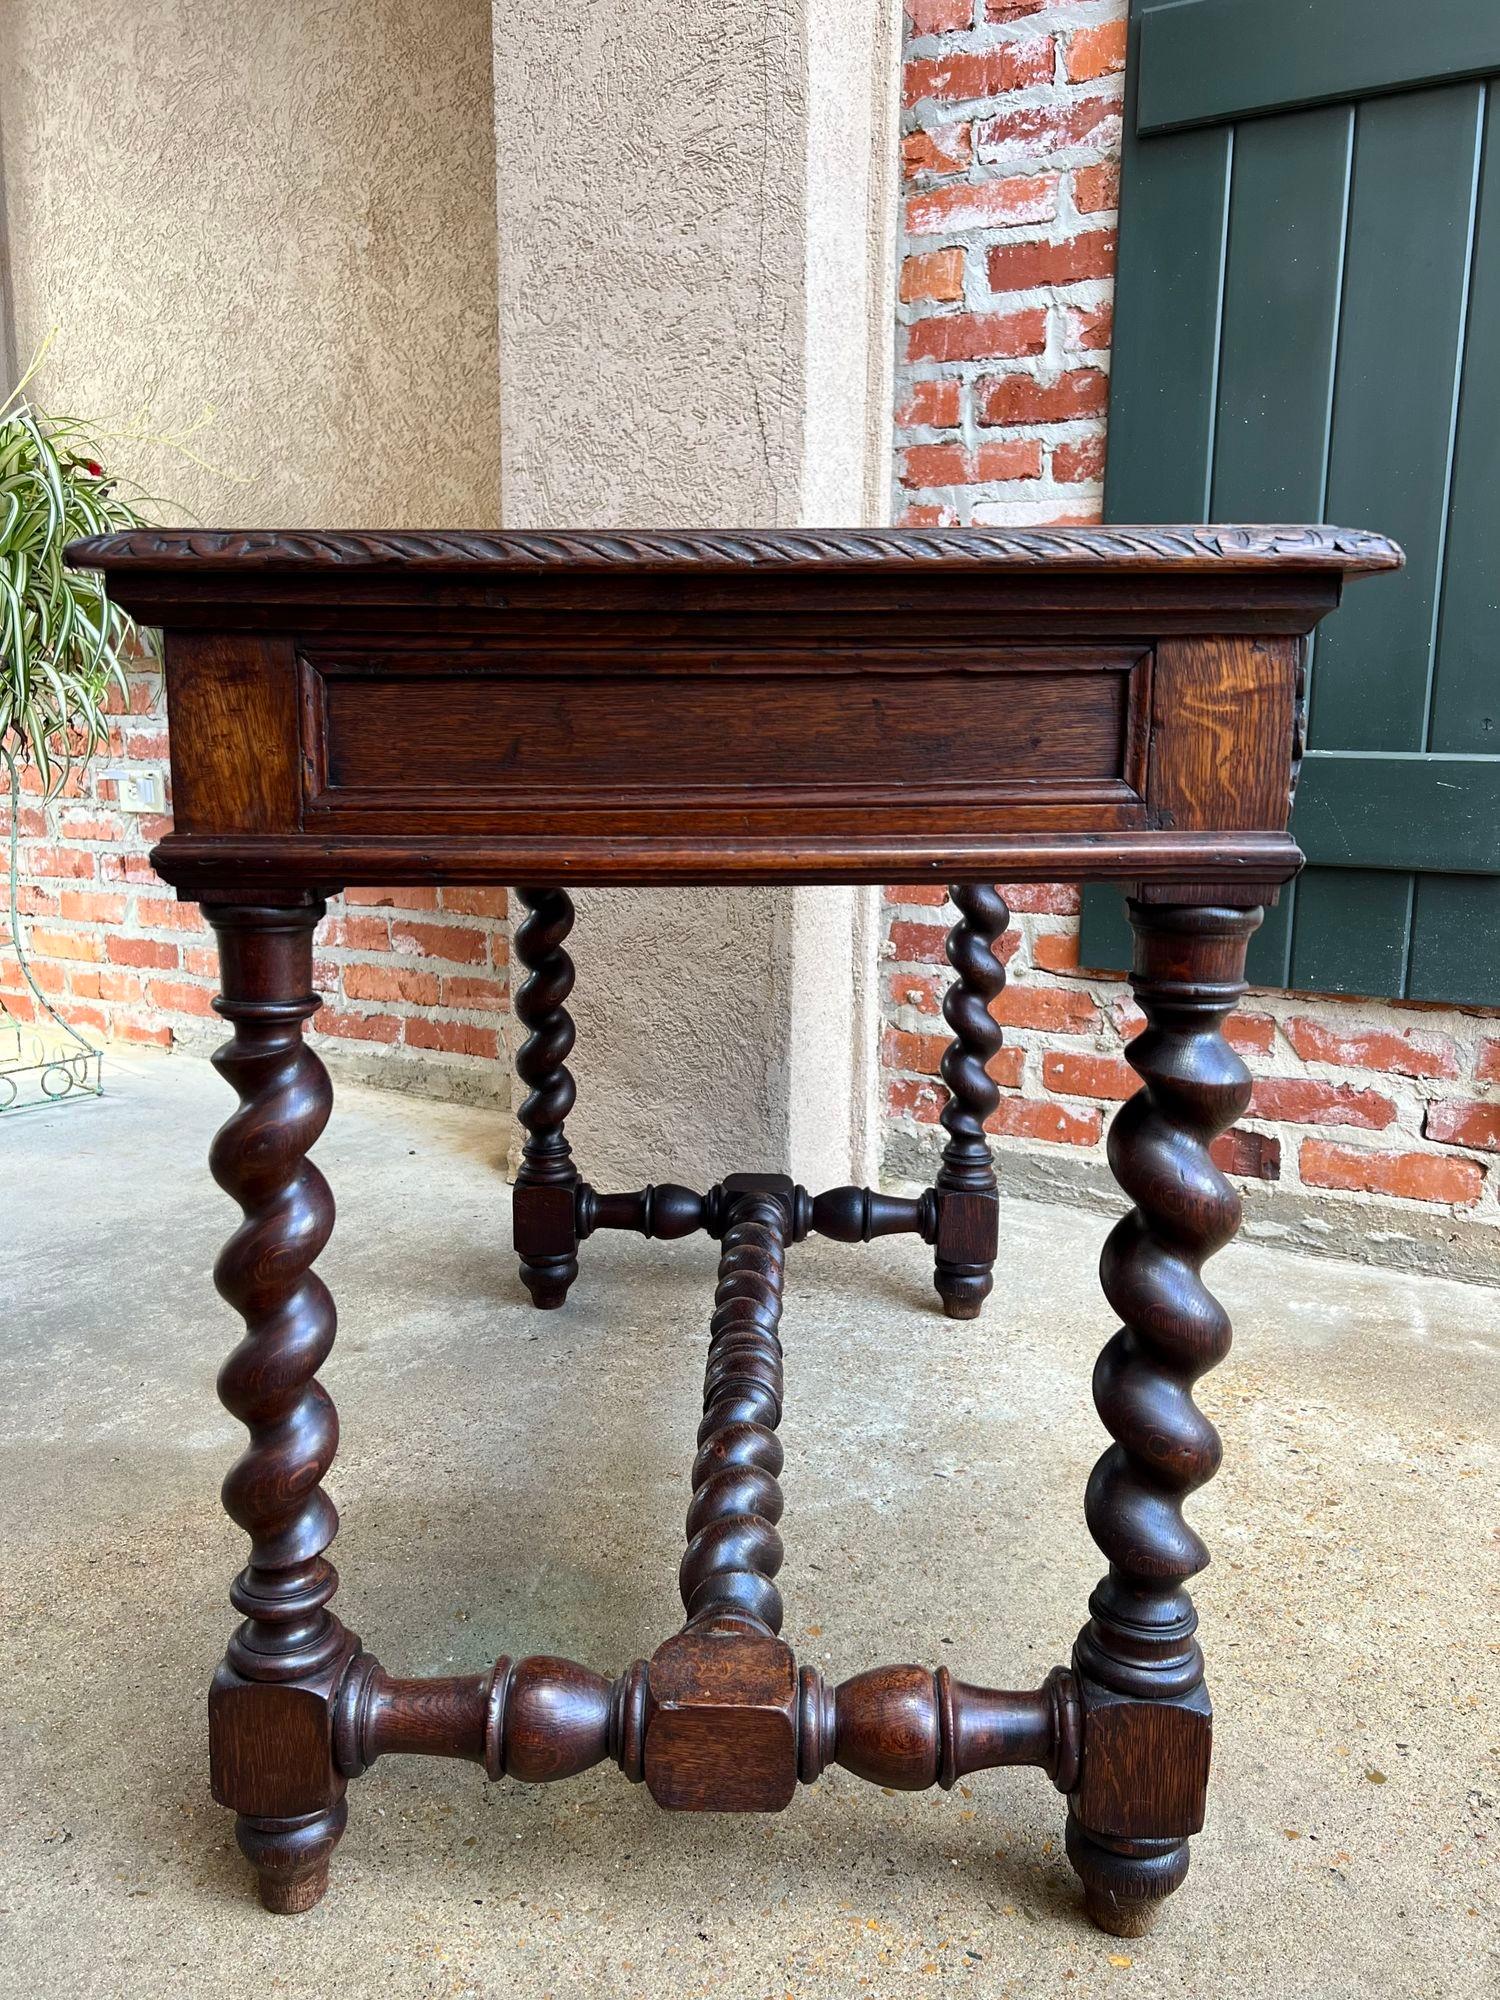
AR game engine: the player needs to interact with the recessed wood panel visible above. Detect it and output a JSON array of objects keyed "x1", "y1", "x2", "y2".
[{"x1": 305, "y1": 649, "x2": 1149, "y2": 813}]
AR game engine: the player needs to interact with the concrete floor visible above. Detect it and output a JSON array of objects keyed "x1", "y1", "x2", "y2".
[{"x1": 1, "y1": 1048, "x2": 1496, "y2": 2000}]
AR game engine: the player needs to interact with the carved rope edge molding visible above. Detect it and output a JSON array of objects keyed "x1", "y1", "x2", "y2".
[{"x1": 68, "y1": 525, "x2": 1404, "y2": 573}]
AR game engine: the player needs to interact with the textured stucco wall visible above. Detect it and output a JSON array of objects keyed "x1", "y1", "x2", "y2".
[
  {"x1": 0, "y1": 0, "x2": 502, "y2": 526},
  {"x1": 0, "y1": 1, "x2": 513, "y2": 1105},
  {"x1": 492, "y1": 0, "x2": 899, "y2": 1188},
  {"x1": 494, "y1": 2, "x2": 801, "y2": 526}
]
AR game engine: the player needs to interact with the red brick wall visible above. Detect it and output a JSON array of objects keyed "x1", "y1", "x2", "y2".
[
  {"x1": 2, "y1": 655, "x2": 510, "y2": 1100},
  {"x1": 886, "y1": 0, "x2": 1500, "y2": 1252},
  {"x1": 7, "y1": 4, "x2": 1496, "y2": 1259}
]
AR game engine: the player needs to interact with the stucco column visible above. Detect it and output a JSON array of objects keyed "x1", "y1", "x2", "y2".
[{"x1": 493, "y1": 1, "x2": 899, "y2": 1187}]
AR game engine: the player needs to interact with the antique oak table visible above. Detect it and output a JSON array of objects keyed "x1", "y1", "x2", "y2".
[{"x1": 71, "y1": 524, "x2": 1400, "y2": 1936}]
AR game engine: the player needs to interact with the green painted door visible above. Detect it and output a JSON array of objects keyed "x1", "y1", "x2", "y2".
[{"x1": 1082, "y1": 0, "x2": 1500, "y2": 1003}]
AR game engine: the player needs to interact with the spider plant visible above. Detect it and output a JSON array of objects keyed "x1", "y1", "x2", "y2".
[
  {"x1": 1, "y1": 353, "x2": 158, "y2": 1076},
  {"x1": 0, "y1": 378, "x2": 157, "y2": 804}
]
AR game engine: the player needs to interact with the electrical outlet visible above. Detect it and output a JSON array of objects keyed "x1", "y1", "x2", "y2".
[{"x1": 98, "y1": 768, "x2": 164, "y2": 814}]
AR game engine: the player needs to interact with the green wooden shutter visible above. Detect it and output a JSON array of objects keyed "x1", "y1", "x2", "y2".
[{"x1": 1082, "y1": 0, "x2": 1500, "y2": 1004}]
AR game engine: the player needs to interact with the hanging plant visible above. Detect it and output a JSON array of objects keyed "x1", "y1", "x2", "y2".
[
  {"x1": 0, "y1": 346, "x2": 160, "y2": 1104},
  {"x1": 0, "y1": 371, "x2": 158, "y2": 804}
]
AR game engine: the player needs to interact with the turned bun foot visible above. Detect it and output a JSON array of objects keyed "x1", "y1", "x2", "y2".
[
  {"x1": 519, "y1": 1258, "x2": 577, "y2": 1310},
  {"x1": 1066, "y1": 1817, "x2": 1189, "y2": 1938},
  {"x1": 935, "y1": 1271, "x2": 989, "y2": 1320},
  {"x1": 1085, "y1": 1888, "x2": 1163, "y2": 1938},
  {"x1": 237, "y1": 1803, "x2": 347, "y2": 1914}
]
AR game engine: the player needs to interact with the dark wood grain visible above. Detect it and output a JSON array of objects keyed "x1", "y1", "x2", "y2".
[
  {"x1": 149, "y1": 828, "x2": 1308, "y2": 894},
  {"x1": 68, "y1": 522, "x2": 1403, "y2": 571},
  {"x1": 511, "y1": 888, "x2": 580, "y2": 1308},
  {"x1": 97, "y1": 523, "x2": 1400, "y2": 1929},
  {"x1": 1148, "y1": 637, "x2": 1299, "y2": 833},
  {"x1": 312, "y1": 650, "x2": 1139, "y2": 804},
  {"x1": 205, "y1": 900, "x2": 357, "y2": 1914},
  {"x1": 1067, "y1": 901, "x2": 1260, "y2": 1938},
  {"x1": 679, "y1": 1185, "x2": 790, "y2": 1635},
  {"x1": 933, "y1": 886, "x2": 1009, "y2": 1319},
  {"x1": 167, "y1": 633, "x2": 300, "y2": 834},
  {"x1": 806, "y1": 1661, "x2": 1080, "y2": 1793}
]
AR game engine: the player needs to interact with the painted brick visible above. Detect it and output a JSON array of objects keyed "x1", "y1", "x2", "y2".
[
  {"x1": 314, "y1": 1008, "x2": 401, "y2": 1045},
  {"x1": 1060, "y1": 300, "x2": 1113, "y2": 352},
  {"x1": 991, "y1": 983, "x2": 1097, "y2": 1032},
  {"x1": 986, "y1": 1095, "x2": 1102, "y2": 1145},
  {"x1": 386, "y1": 918, "x2": 489, "y2": 965},
  {"x1": 99, "y1": 852, "x2": 159, "y2": 886},
  {"x1": 977, "y1": 368, "x2": 1109, "y2": 425},
  {"x1": 974, "y1": 97, "x2": 1121, "y2": 166},
  {"x1": 56, "y1": 810, "x2": 127, "y2": 842},
  {"x1": 131, "y1": 895, "x2": 208, "y2": 933},
  {"x1": 903, "y1": 36, "x2": 1054, "y2": 108},
  {"x1": 345, "y1": 884, "x2": 442, "y2": 911},
  {"x1": 1476, "y1": 1039, "x2": 1500, "y2": 1084},
  {"x1": 1042, "y1": 1050, "x2": 1136, "y2": 1100},
  {"x1": 116, "y1": 1019, "x2": 173, "y2": 1048},
  {"x1": 403, "y1": 1018, "x2": 500, "y2": 1060},
  {"x1": 344, "y1": 963, "x2": 443, "y2": 1007},
  {"x1": 901, "y1": 501, "x2": 960, "y2": 526},
  {"x1": 1300, "y1": 1140, "x2": 1484, "y2": 1207},
  {"x1": 144, "y1": 978, "x2": 216, "y2": 1018},
  {"x1": 985, "y1": 231, "x2": 1116, "y2": 292},
  {"x1": 888, "y1": 1074, "x2": 946, "y2": 1124},
  {"x1": 1225, "y1": 1012, "x2": 1277, "y2": 1056},
  {"x1": 1073, "y1": 159, "x2": 1121, "y2": 214},
  {"x1": 26, "y1": 844, "x2": 97, "y2": 879},
  {"x1": 1283, "y1": 1016, "x2": 1460, "y2": 1079},
  {"x1": 896, "y1": 375, "x2": 964, "y2": 429},
  {"x1": 1064, "y1": 19, "x2": 1127, "y2": 82},
  {"x1": 1423, "y1": 1100, "x2": 1500, "y2": 1153},
  {"x1": 906, "y1": 306, "x2": 1049, "y2": 363},
  {"x1": 106, "y1": 935, "x2": 179, "y2": 971},
  {"x1": 887, "y1": 970, "x2": 943, "y2": 1014},
  {"x1": 440, "y1": 974, "x2": 509, "y2": 1009},
  {"x1": 902, "y1": 122, "x2": 974, "y2": 180},
  {"x1": 1031, "y1": 930, "x2": 1080, "y2": 972},
  {"x1": 905, "y1": 0, "x2": 973, "y2": 33},
  {"x1": 1249, "y1": 1079, "x2": 1397, "y2": 1130},
  {"x1": 906, "y1": 174, "x2": 1059, "y2": 238},
  {"x1": 900, "y1": 439, "x2": 1043, "y2": 486},
  {"x1": 325, "y1": 911, "x2": 391, "y2": 953},
  {"x1": 96, "y1": 968, "x2": 145, "y2": 1005},
  {"x1": 56, "y1": 889, "x2": 129, "y2": 925},
  {"x1": 901, "y1": 246, "x2": 966, "y2": 303},
  {"x1": 439, "y1": 886, "x2": 510, "y2": 920},
  {"x1": 1052, "y1": 434, "x2": 1107, "y2": 481},
  {"x1": 1213, "y1": 1129, "x2": 1282, "y2": 1181},
  {"x1": 884, "y1": 1024, "x2": 1025, "y2": 1086},
  {"x1": 998, "y1": 882, "x2": 1081, "y2": 915},
  {"x1": 889, "y1": 918, "x2": 958, "y2": 964}
]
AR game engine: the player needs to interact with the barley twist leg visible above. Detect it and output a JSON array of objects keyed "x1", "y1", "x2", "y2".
[
  {"x1": 1068, "y1": 900, "x2": 1260, "y2": 1936},
  {"x1": 206, "y1": 899, "x2": 357, "y2": 1913},
  {"x1": 934, "y1": 884, "x2": 1009, "y2": 1318},
  {"x1": 513, "y1": 886, "x2": 581, "y2": 1307}
]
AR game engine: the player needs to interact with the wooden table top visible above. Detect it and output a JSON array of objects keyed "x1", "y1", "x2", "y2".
[{"x1": 67, "y1": 524, "x2": 1402, "y2": 897}]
